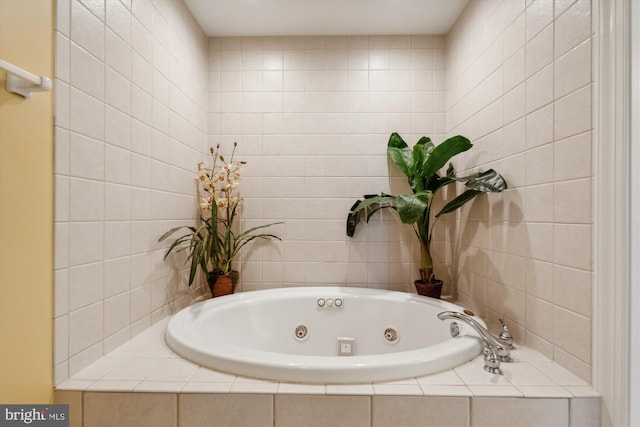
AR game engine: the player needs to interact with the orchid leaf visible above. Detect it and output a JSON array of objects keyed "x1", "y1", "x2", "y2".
[
  {"x1": 158, "y1": 226, "x2": 196, "y2": 242},
  {"x1": 163, "y1": 232, "x2": 194, "y2": 260}
]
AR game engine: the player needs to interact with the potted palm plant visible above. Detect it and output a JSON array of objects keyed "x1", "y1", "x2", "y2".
[
  {"x1": 346, "y1": 132, "x2": 507, "y2": 298},
  {"x1": 159, "y1": 142, "x2": 282, "y2": 297}
]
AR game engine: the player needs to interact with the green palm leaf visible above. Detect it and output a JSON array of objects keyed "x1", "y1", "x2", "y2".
[
  {"x1": 422, "y1": 135, "x2": 472, "y2": 184},
  {"x1": 387, "y1": 132, "x2": 413, "y2": 177}
]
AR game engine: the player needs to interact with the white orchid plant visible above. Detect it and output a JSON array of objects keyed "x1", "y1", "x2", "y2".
[{"x1": 160, "y1": 142, "x2": 281, "y2": 289}]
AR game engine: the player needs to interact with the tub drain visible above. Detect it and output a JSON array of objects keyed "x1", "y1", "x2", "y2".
[
  {"x1": 384, "y1": 327, "x2": 399, "y2": 343},
  {"x1": 294, "y1": 325, "x2": 308, "y2": 341}
]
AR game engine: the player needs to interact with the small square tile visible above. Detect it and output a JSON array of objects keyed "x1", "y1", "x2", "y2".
[
  {"x1": 181, "y1": 382, "x2": 233, "y2": 393},
  {"x1": 420, "y1": 385, "x2": 472, "y2": 397},
  {"x1": 373, "y1": 384, "x2": 423, "y2": 395},
  {"x1": 416, "y1": 369, "x2": 465, "y2": 385},
  {"x1": 531, "y1": 362, "x2": 590, "y2": 386},
  {"x1": 565, "y1": 386, "x2": 600, "y2": 398},
  {"x1": 454, "y1": 362, "x2": 511, "y2": 385},
  {"x1": 325, "y1": 384, "x2": 374, "y2": 395},
  {"x1": 230, "y1": 381, "x2": 279, "y2": 394},
  {"x1": 87, "y1": 380, "x2": 140, "y2": 392},
  {"x1": 468, "y1": 385, "x2": 523, "y2": 397},
  {"x1": 501, "y1": 362, "x2": 557, "y2": 386},
  {"x1": 277, "y1": 383, "x2": 326, "y2": 394},
  {"x1": 102, "y1": 358, "x2": 164, "y2": 380},
  {"x1": 190, "y1": 367, "x2": 237, "y2": 382},
  {"x1": 516, "y1": 385, "x2": 573, "y2": 398},
  {"x1": 144, "y1": 358, "x2": 198, "y2": 382},
  {"x1": 134, "y1": 381, "x2": 185, "y2": 393},
  {"x1": 55, "y1": 380, "x2": 95, "y2": 391}
]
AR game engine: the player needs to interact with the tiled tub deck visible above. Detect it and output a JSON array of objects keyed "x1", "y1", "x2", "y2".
[{"x1": 55, "y1": 319, "x2": 600, "y2": 427}]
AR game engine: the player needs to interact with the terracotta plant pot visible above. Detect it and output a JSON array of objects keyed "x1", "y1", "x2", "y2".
[
  {"x1": 207, "y1": 270, "x2": 239, "y2": 298},
  {"x1": 414, "y1": 279, "x2": 443, "y2": 299}
]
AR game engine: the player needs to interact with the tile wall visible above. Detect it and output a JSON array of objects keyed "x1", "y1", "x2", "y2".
[
  {"x1": 443, "y1": 0, "x2": 593, "y2": 381},
  {"x1": 207, "y1": 35, "x2": 447, "y2": 291},
  {"x1": 53, "y1": 0, "x2": 208, "y2": 385}
]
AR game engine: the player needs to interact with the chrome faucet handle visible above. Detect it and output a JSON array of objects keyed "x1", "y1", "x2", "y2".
[
  {"x1": 437, "y1": 311, "x2": 512, "y2": 363},
  {"x1": 497, "y1": 318, "x2": 513, "y2": 350},
  {"x1": 483, "y1": 346, "x2": 501, "y2": 374}
]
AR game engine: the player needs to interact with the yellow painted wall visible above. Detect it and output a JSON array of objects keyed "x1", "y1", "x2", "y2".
[{"x1": 0, "y1": 0, "x2": 54, "y2": 403}]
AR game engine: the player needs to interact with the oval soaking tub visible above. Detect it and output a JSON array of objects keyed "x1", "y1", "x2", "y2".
[{"x1": 165, "y1": 286, "x2": 484, "y2": 383}]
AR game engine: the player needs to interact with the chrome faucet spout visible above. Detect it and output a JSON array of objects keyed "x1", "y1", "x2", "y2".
[{"x1": 437, "y1": 311, "x2": 511, "y2": 363}]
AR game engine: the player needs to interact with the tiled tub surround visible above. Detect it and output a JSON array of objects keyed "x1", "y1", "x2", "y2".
[
  {"x1": 55, "y1": 318, "x2": 600, "y2": 427},
  {"x1": 53, "y1": 0, "x2": 596, "y2": 402}
]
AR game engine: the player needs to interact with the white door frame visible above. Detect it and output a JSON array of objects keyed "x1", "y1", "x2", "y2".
[
  {"x1": 629, "y1": 0, "x2": 640, "y2": 425},
  {"x1": 594, "y1": 0, "x2": 636, "y2": 426}
]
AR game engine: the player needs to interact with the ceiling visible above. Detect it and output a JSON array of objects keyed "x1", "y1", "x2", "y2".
[{"x1": 184, "y1": 0, "x2": 469, "y2": 37}]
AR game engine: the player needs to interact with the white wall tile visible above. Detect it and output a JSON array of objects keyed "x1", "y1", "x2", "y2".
[
  {"x1": 68, "y1": 302, "x2": 103, "y2": 355},
  {"x1": 70, "y1": 43, "x2": 105, "y2": 100},
  {"x1": 104, "y1": 292, "x2": 131, "y2": 336},
  {"x1": 69, "y1": 222, "x2": 104, "y2": 266},
  {"x1": 554, "y1": 307, "x2": 591, "y2": 364},
  {"x1": 104, "y1": 222, "x2": 131, "y2": 259},
  {"x1": 69, "y1": 178, "x2": 104, "y2": 221},
  {"x1": 554, "y1": 85, "x2": 592, "y2": 140},
  {"x1": 105, "y1": 0, "x2": 131, "y2": 44},
  {"x1": 525, "y1": 25, "x2": 553, "y2": 78},
  {"x1": 69, "y1": 262, "x2": 103, "y2": 310},
  {"x1": 525, "y1": 64, "x2": 553, "y2": 113},
  {"x1": 555, "y1": 39, "x2": 591, "y2": 99},
  {"x1": 53, "y1": 315, "x2": 69, "y2": 365},
  {"x1": 105, "y1": 67, "x2": 132, "y2": 113},
  {"x1": 70, "y1": 89, "x2": 105, "y2": 140},
  {"x1": 71, "y1": 1, "x2": 105, "y2": 61},
  {"x1": 105, "y1": 29, "x2": 131, "y2": 79},
  {"x1": 554, "y1": 179, "x2": 592, "y2": 223},
  {"x1": 57, "y1": 0, "x2": 71, "y2": 37},
  {"x1": 554, "y1": 0, "x2": 591, "y2": 59},
  {"x1": 554, "y1": 224, "x2": 591, "y2": 270},
  {"x1": 104, "y1": 256, "x2": 131, "y2": 297},
  {"x1": 553, "y1": 265, "x2": 591, "y2": 317},
  {"x1": 525, "y1": 0, "x2": 554, "y2": 41}
]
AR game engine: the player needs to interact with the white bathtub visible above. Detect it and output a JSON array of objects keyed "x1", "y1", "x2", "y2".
[{"x1": 165, "y1": 286, "x2": 484, "y2": 383}]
